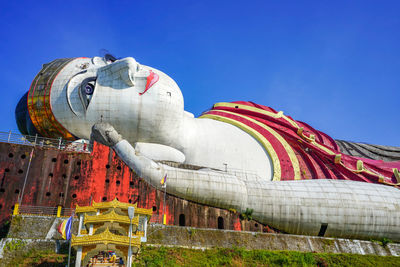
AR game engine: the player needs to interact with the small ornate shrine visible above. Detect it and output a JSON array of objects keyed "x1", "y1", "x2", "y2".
[{"x1": 71, "y1": 198, "x2": 152, "y2": 267}]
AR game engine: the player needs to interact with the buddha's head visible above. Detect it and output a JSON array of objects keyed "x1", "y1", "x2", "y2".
[{"x1": 15, "y1": 56, "x2": 184, "y2": 144}]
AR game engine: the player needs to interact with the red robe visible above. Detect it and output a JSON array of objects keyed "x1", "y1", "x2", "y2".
[{"x1": 201, "y1": 101, "x2": 400, "y2": 186}]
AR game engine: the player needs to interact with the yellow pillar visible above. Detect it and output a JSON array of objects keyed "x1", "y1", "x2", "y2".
[
  {"x1": 163, "y1": 214, "x2": 167, "y2": 225},
  {"x1": 57, "y1": 205, "x2": 62, "y2": 217},
  {"x1": 13, "y1": 203, "x2": 19, "y2": 215}
]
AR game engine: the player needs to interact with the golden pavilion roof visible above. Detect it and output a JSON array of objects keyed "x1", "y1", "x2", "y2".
[
  {"x1": 75, "y1": 198, "x2": 152, "y2": 217},
  {"x1": 84, "y1": 209, "x2": 139, "y2": 225},
  {"x1": 71, "y1": 227, "x2": 142, "y2": 247},
  {"x1": 92, "y1": 198, "x2": 137, "y2": 210},
  {"x1": 135, "y1": 207, "x2": 153, "y2": 217}
]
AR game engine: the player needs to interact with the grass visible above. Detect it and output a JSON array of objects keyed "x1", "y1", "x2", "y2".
[
  {"x1": 3, "y1": 245, "x2": 400, "y2": 266},
  {"x1": 133, "y1": 246, "x2": 400, "y2": 267},
  {"x1": 2, "y1": 248, "x2": 70, "y2": 267}
]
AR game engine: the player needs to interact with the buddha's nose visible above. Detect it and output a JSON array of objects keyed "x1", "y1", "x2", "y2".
[{"x1": 109, "y1": 57, "x2": 138, "y2": 86}]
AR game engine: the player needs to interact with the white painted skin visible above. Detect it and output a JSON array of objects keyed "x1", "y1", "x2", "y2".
[
  {"x1": 50, "y1": 57, "x2": 400, "y2": 241},
  {"x1": 51, "y1": 57, "x2": 272, "y2": 180}
]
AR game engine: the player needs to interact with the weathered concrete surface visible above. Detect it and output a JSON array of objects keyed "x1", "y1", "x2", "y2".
[
  {"x1": 147, "y1": 224, "x2": 400, "y2": 256},
  {"x1": 336, "y1": 140, "x2": 400, "y2": 162},
  {"x1": 7, "y1": 215, "x2": 78, "y2": 240}
]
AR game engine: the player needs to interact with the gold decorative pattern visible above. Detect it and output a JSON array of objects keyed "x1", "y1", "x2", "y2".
[
  {"x1": 394, "y1": 168, "x2": 400, "y2": 183},
  {"x1": 71, "y1": 228, "x2": 142, "y2": 247},
  {"x1": 213, "y1": 102, "x2": 300, "y2": 128},
  {"x1": 135, "y1": 208, "x2": 153, "y2": 216},
  {"x1": 75, "y1": 204, "x2": 96, "y2": 214},
  {"x1": 72, "y1": 199, "x2": 152, "y2": 266},
  {"x1": 84, "y1": 209, "x2": 139, "y2": 225},
  {"x1": 92, "y1": 198, "x2": 138, "y2": 210},
  {"x1": 27, "y1": 58, "x2": 76, "y2": 140}
]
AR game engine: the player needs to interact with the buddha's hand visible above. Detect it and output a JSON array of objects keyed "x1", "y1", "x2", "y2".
[
  {"x1": 90, "y1": 122, "x2": 247, "y2": 211},
  {"x1": 90, "y1": 122, "x2": 166, "y2": 187},
  {"x1": 91, "y1": 122, "x2": 122, "y2": 147}
]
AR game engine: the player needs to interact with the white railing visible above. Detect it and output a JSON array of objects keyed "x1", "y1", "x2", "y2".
[
  {"x1": 149, "y1": 214, "x2": 163, "y2": 224},
  {"x1": 0, "y1": 130, "x2": 92, "y2": 153},
  {"x1": 16, "y1": 205, "x2": 75, "y2": 217}
]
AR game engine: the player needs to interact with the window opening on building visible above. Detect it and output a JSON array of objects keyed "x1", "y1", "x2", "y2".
[
  {"x1": 218, "y1": 216, "x2": 224, "y2": 229},
  {"x1": 318, "y1": 223, "x2": 328, "y2": 237},
  {"x1": 179, "y1": 214, "x2": 185, "y2": 226}
]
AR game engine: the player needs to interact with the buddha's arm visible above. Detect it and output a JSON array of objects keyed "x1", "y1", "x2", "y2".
[
  {"x1": 91, "y1": 123, "x2": 400, "y2": 241},
  {"x1": 91, "y1": 123, "x2": 248, "y2": 211},
  {"x1": 113, "y1": 138, "x2": 400, "y2": 240}
]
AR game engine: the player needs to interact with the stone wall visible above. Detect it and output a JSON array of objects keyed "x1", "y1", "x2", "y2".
[
  {"x1": 1, "y1": 215, "x2": 399, "y2": 260},
  {"x1": 0, "y1": 238, "x2": 68, "y2": 258},
  {"x1": 147, "y1": 224, "x2": 400, "y2": 256},
  {"x1": 7, "y1": 215, "x2": 78, "y2": 240}
]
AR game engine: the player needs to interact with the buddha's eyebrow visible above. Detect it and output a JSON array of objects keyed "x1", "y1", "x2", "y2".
[
  {"x1": 65, "y1": 70, "x2": 89, "y2": 116},
  {"x1": 65, "y1": 70, "x2": 87, "y2": 86}
]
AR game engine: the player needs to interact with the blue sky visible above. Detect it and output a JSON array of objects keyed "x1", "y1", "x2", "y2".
[{"x1": 0, "y1": 0, "x2": 399, "y2": 146}]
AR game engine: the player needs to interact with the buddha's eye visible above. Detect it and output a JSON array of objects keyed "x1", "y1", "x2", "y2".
[
  {"x1": 79, "y1": 77, "x2": 97, "y2": 109},
  {"x1": 85, "y1": 83, "x2": 94, "y2": 95}
]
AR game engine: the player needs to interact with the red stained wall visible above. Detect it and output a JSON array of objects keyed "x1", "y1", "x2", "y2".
[{"x1": 0, "y1": 142, "x2": 270, "y2": 232}]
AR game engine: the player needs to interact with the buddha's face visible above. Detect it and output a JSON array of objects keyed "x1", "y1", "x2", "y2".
[{"x1": 28, "y1": 56, "x2": 184, "y2": 143}]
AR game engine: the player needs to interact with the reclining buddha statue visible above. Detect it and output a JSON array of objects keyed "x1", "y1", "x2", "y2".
[{"x1": 15, "y1": 55, "x2": 400, "y2": 241}]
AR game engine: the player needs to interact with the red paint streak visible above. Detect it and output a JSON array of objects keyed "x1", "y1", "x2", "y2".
[
  {"x1": 233, "y1": 218, "x2": 242, "y2": 231},
  {"x1": 139, "y1": 70, "x2": 159, "y2": 95}
]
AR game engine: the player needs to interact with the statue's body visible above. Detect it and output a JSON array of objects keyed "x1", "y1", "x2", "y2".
[{"x1": 16, "y1": 56, "x2": 400, "y2": 241}]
